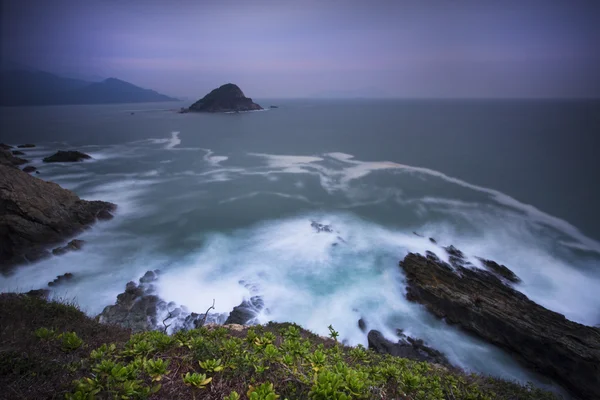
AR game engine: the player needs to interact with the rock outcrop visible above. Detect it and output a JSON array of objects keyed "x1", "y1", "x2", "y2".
[
  {"x1": 0, "y1": 165, "x2": 116, "y2": 271},
  {"x1": 399, "y1": 251, "x2": 600, "y2": 399},
  {"x1": 188, "y1": 83, "x2": 262, "y2": 113},
  {"x1": 0, "y1": 149, "x2": 28, "y2": 167},
  {"x1": 52, "y1": 239, "x2": 85, "y2": 256},
  {"x1": 367, "y1": 329, "x2": 450, "y2": 366},
  {"x1": 99, "y1": 270, "x2": 228, "y2": 332},
  {"x1": 0, "y1": 143, "x2": 12, "y2": 150},
  {"x1": 43, "y1": 150, "x2": 91, "y2": 163},
  {"x1": 22, "y1": 165, "x2": 37, "y2": 174}
]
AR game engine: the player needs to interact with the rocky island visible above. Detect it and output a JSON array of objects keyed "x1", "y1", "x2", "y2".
[{"x1": 187, "y1": 83, "x2": 262, "y2": 113}]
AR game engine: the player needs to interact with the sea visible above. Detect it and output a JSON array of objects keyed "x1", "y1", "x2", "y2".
[{"x1": 1, "y1": 99, "x2": 599, "y2": 394}]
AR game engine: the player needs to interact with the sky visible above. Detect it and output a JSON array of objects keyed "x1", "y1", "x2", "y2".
[{"x1": 1, "y1": 0, "x2": 599, "y2": 99}]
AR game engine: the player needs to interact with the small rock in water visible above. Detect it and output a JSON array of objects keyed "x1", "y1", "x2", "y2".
[
  {"x1": 52, "y1": 239, "x2": 85, "y2": 256},
  {"x1": 48, "y1": 272, "x2": 75, "y2": 287},
  {"x1": 311, "y1": 221, "x2": 333, "y2": 233},
  {"x1": 12, "y1": 150, "x2": 25, "y2": 156},
  {"x1": 22, "y1": 165, "x2": 37, "y2": 173},
  {"x1": 43, "y1": 150, "x2": 91, "y2": 163},
  {"x1": 429, "y1": 237, "x2": 437, "y2": 244},
  {"x1": 17, "y1": 144, "x2": 35, "y2": 148},
  {"x1": 358, "y1": 318, "x2": 367, "y2": 333}
]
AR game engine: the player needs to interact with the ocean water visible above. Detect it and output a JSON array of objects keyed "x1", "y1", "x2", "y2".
[{"x1": 1, "y1": 99, "x2": 600, "y2": 394}]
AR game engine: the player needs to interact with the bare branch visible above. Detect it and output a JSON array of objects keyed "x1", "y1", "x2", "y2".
[
  {"x1": 198, "y1": 299, "x2": 216, "y2": 327},
  {"x1": 162, "y1": 311, "x2": 173, "y2": 334}
]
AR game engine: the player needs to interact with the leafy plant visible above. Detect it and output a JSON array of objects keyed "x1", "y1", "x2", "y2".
[
  {"x1": 60, "y1": 332, "x2": 84, "y2": 352},
  {"x1": 145, "y1": 358, "x2": 170, "y2": 381},
  {"x1": 247, "y1": 382, "x2": 280, "y2": 400},
  {"x1": 328, "y1": 325, "x2": 339, "y2": 342},
  {"x1": 199, "y1": 358, "x2": 223, "y2": 373},
  {"x1": 34, "y1": 327, "x2": 55, "y2": 340},
  {"x1": 224, "y1": 391, "x2": 241, "y2": 400},
  {"x1": 183, "y1": 372, "x2": 212, "y2": 389},
  {"x1": 90, "y1": 343, "x2": 117, "y2": 360}
]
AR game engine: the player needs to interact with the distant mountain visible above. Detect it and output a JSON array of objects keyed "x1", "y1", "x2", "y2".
[{"x1": 0, "y1": 69, "x2": 178, "y2": 106}]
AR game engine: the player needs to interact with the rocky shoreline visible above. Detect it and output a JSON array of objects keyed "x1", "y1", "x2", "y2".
[
  {"x1": 2, "y1": 147, "x2": 599, "y2": 398},
  {"x1": 0, "y1": 145, "x2": 111, "y2": 272}
]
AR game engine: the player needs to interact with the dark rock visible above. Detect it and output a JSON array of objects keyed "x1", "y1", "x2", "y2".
[
  {"x1": 35, "y1": 171, "x2": 40, "y2": 174},
  {"x1": 43, "y1": 150, "x2": 91, "y2": 163},
  {"x1": 0, "y1": 149, "x2": 28, "y2": 167},
  {"x1": 476, "y1": 257, "x2": 521, "y2": 283},
  {"x1": 17, "y1": 144, "x2": 35, "y2": 148},
  {"x1": 12, "y1": 150, "x2": 25, "y2": 156},
  {"x1": 22, "y1": 165, "x2": 37, "y2": 173},
  {"x1": 48, "y1": 272, "x2": 75, "y2": 287},
  {"x1": 52, "y1": 239, "x2": 85, "y2": 256},
  {"x1": 225, "y1": 296, "x2": 264, "y2": 325},
  {"x1": 98, "y1": 270, "x2": 227, "y2": 332},
  {"x1": 425, "y1": 250, "x2": 440, "y2": 262},
  {"x1": 399, "y1": 252, "x2": 600, "y2": 400},
  {"x1": 269, "y1": 105, "x2": 279, "y2": 109},
  {"x1": 444, "y1": 245, "x2": 468, "y2": 268},
  {"x1": 358, "y1": 318, "x2": 367, "y2": 333},
  {"x1": 188, "y1": 83, "x2": 262, "y2": 113},
  {"x1": 96, "y1": 209, "x2": 114, "y2": 220},
  {"x1": 413, "y1": 231, "x2": 424, "y2": 237},
  {"x1": 0, "y1": 143, "x2": 13, "y2": 150},
  {"x1": 367, "y1": 330, "x2": 449, "y2": 366},
  {"x1": 311, "y1": 221, "x2": 333, "y2": 233},
  {"x1": 0, "y1": 165, "x2": 116, "y2": 271},
  {"x1": 429, "y1": 237, "x2": 437, "y2": 244}
]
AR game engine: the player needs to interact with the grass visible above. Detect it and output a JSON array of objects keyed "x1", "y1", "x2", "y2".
[{"x1": 0, "y1": 293, "x2": 560, "y2": 400}]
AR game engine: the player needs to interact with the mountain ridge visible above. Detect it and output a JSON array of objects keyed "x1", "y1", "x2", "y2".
[{"x1": 0, "y1": 69, "x2": 178, "y2": 106}]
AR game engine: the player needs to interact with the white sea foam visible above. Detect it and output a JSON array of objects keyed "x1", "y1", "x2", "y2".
[{"x1": 150, "y1": 131, "x2": 181, "y2": 149}]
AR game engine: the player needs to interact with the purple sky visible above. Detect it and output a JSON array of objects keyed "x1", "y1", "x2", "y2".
[{"x1": 2, "y1": 0, "x2": 599, "y2": 98}]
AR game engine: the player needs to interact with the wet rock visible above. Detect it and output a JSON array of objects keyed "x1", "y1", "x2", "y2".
[
  {"x1": 399, "y1": 252, "x2": 600, "y2": 400},
  {"x1": 476, "y1": 257, "x2": 521, "y2": 283},
  {"x1": 0, "y1": 143, "x2": 13, "y2": 150},
  {"x1": 358, "y1": 318, "x2": 367, "y2": 333},
  {"x1": 48, "y1": 272, "x2": 74, "y2": 287},
  {"x1": 225, "y1": 296, "x2": 264, "y2": 325},
  {"x1": 0, "y1": 165, "x2": 116, "y2": 271},
  {"x1": 444, "y1": 245, "x2": 469, "y2": 268},
  {"x1": 17, "y1": 144, "x2": 35, "y2": 148},
  {"x1": 22, "y1": 165, "x2": 37, "y2": 173},
  {"x1": 12, "y1": 150, "x2": 25, "y2": 156},
  {"x1": 311, "y1": 221, "x2": 333, "y2": 233},
  {"x1": 413, "y1": 231, "x2": 424, "y2": 237},
  {"x1": 0, "y1": 149, "x2": 28, "y2": 168},
  {"x1": 96, "y1": 209, "x2": 114, "y2": 220},
  {"x1": 52, "y1": 239, "x2": 85, "y2": 256},
  {"x1": 367, "y1": 330, "x2": 449, "y2": 366},
  {"x1": 43, "y1": 150, "x2": 91, "y2": 163},
  {"x1": 429, "y1": 237, "x2": 437, "y2": 244}
]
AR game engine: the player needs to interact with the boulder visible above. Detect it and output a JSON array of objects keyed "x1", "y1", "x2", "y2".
[
  {"x1": 399, "y1": 252, "x2": 600, "y2": 399},
  {"x1": 43, "y1": 150, "x2": 91, "y2": 163},
  {"x1": 17, "y1": 144, "x2": 35, "y2": 148},
  {"x1": 22, "y1": 165, "x2": 37, "y2": 174},
  {"x1": 0, "y1": 165, "x2": 116, "y2": 271},
  {"x1": 188, "y1": 83, "x2": 262, "y2": 113},
  {"x1": 367, "y1": 329, "x2": 449, "y2": 366}
]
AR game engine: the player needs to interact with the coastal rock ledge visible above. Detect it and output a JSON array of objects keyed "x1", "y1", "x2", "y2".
[
  {"x1": 0, "y1": 165, "x2": 116, "y2": 271},
  {"x1": 188, "y1": 83, "x2": 262, "y2": 113},
  {"x1": 399, "y1": 251, "x2": 600, "y2": 399}
]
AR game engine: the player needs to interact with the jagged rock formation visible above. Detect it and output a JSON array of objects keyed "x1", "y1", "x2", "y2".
[
  {"x1": 399, "y1": 251, "x2": 600, "y2": 399},
  {"x1": 367, "y1": 329, "x2": 450, "y2": 366},
  {"x1": 43, "y1": 150, "x2": 91, "y2": 163},
  {"x1": 188, "y1": 83, "x2": 262, "y2": 112},
  {"x1": 98, "y1": 271, "x2": 228, "y2": 332},
  {"x1": 0, "y1": 165, "x2": 116, "y2": 271}
]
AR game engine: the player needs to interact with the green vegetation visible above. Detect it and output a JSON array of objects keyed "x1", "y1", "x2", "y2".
[{"x1": 0, "y1": 293, "x2": 561, "y2": 399}]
